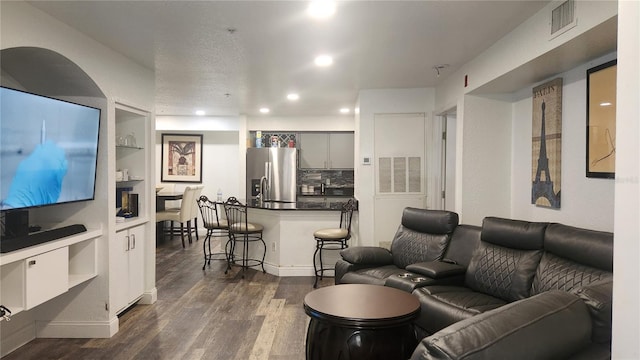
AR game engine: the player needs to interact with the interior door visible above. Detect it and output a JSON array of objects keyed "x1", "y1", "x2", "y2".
[{"x1": 373, "y1": 113, "x2": 426, "y2": 246}]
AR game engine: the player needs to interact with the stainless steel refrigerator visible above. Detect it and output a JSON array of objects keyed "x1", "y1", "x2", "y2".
[{"x1": 246, "y1": 148, "x2": 297, "y2": 202}]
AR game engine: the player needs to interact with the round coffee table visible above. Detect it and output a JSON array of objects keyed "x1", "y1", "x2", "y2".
[{"x1": 303, "y1": 284, "x2": 420, "y2": 360}]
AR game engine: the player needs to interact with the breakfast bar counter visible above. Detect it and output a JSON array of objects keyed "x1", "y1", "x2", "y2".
[{"x1": 238, "y1": 197, "x2": 358, "y2": 277}]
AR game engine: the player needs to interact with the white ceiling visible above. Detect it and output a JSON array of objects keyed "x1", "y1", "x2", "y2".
[{"x1": 28, "y1": 1, "x2": 550, "y2": 117}]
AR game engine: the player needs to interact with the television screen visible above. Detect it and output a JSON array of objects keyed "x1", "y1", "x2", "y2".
[{"x1": 0, "y1": 86, "x2": 101, "y2": 211}]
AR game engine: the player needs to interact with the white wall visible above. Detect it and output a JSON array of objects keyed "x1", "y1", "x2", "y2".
[
  {"x1": 511, "y1": 52, "x2": 616, "y2": 231},
  {"x1": 435, "y1": 0, "x2": 618, "y2": 114},
  {"x1": 247, "y1": 115, "x2": 354, "y2": 132},
  {"x1": 154, "y1": 131, "x2": 242, "y2": 202},
  {"x1": 356, "y1": 88, "x2": 435, "y2": 246},
  {"x1": 458, "y1": 95, "x2": 512, "y2": 225},
  {"x1": 612, "y1": 0, "x2": 640, "y2": 357}
]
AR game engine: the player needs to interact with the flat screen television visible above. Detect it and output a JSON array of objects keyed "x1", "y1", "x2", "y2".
[{"x1": 0, "y1": 86, "x2": 101, "y2": 213}]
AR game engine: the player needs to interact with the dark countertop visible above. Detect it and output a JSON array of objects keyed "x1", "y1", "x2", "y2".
[{"x1": 248, "y1": 198, "x2": 357, "y2": 211}]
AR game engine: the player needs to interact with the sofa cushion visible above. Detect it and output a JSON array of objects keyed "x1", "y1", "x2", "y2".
[
  {"x1": 544, "y1": 223, "x2": 613, "y2": 271},
  {"x1": 571, "y1": 278, "x2": 613, "y2": 344},
  {"x1": 339, "y1": 265, "x2": 407, "y2": 285},
  {"x1": 389, "y1": 209, "x2": 459, "y2": 269},
  {"x1": 402, "y1": 207, "x2": 459, "y2": 234},
  {"x1": 410, "y1": 291, "x2": 592, "y2": 360},
  {"x1": 480, "y1": 217, "x2": 547, "y2": 250},
  {"x1": 531, "y1": 252, "x2": 613, "y2": 295},
  {"x1": 412, "y1": 286, "x2": 507, "y2": 334},
  {"x1": 443, "y1": 225, "x2": 481, "y2": 268},
  {"x1": 465, "y1": 242, "x2": 543, "y2": 301},
  {"x1": 391, "y1": 228, "x2": 450, "y2": 269}
]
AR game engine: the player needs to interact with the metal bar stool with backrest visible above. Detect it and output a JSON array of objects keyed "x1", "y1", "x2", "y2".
[
  {"x1": 312, "y1": 198, "x2": 357, "y2": 288},
  {"x1": 223, "y1": 197, "x2": 266, "y2": 278},
  {"x1": 197, "y1": 195, "x2": 229, "y2": 270}
]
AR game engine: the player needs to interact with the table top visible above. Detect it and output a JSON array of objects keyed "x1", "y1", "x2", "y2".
[
  {"x1": 303, "y1": 284, "x2": 420, "y2": 328},
  {"x1": 156, "y1": 192, "x2": 183, "y2": 200}
]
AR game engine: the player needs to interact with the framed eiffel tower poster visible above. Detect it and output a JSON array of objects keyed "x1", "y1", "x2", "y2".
[{"x1": 531, "y1": 78, "x2": 562, "y2": 209}]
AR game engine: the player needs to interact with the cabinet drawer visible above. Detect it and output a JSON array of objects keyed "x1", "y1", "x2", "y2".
[{"x1": 25, "y1": 247, "x2": 69, "y2": 309}]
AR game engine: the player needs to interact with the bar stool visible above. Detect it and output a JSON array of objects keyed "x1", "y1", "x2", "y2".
[
  {"x1": 197, "y1": 195, "x2": 229, "y2": 270},
  {"x1": 223, "y1": 197, "x2": 266, "y2": 278},
  {"x1": 312, "y1": 198, "x2": 356, "y2": 288}
]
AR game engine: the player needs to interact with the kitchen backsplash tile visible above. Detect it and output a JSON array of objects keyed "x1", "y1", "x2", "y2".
[{"x1": 299, "y1": 169, "x2": 354, "y2": 189}]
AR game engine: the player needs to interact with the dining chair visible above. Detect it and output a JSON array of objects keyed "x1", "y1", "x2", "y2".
[
  {"x1": 223, "y1": 197, "x2": 266, "y2": 278},
  {"x1": 156, "y1": 185, "x2": 202, "y2": 247},
  {"x1": 197, "y1": 195, "x2": 229, "y2": 270},
  {"x1": 312, "y1": 198, "x2": 357, "y2": 288}
]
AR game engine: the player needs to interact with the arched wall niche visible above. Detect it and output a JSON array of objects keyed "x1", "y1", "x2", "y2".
[{"x1": 0, "y1": 46, "x2": 105, "y2": 100}]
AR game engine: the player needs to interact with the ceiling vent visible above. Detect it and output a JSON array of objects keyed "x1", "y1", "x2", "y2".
[{"x1": 550, "y1": 0, "x2": 577, "y2": 39}]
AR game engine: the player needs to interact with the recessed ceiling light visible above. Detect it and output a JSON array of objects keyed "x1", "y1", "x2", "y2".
[
  {"x1": 314, "y1": 55, "x2": 333, "y2": 67},
  {"x1": 287, "y1": 93, "x2": 300, "y2": 101},
  {"x1": 195, "y1": 110, "x2": 205, "y2": 116},
  {"x1": 259, "y1": 107, "x2": 270, "y2": 114},
  {"x1": 340, "y1": 108, "x2": 350, "y2": 114},
  {"x1": 307, "y1": 0, "x2": 336, "y2": 19},
  {"x1": 600, "y1": 102, "x2": 613, "y2": 107}
]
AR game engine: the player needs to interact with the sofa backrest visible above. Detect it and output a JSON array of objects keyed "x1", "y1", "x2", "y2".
[
  {"x1": 465, "y1": 217, "x2": 547, "y2": 302},
  {"x1": 390, "y1": 208, "x2": 458, "y2": 269},
  {"x1": 531, "y1": 223, "x2": 614, "y2": 295},
  {"x1": 443, "y1": 224, "x2": 481, "y2": 268}
]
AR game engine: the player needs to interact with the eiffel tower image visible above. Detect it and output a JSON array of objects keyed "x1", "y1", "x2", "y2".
[{"x1": 532, "y1": 101, "x2": 561, "y2": 208}]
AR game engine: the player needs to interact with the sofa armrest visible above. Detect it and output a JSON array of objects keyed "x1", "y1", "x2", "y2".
[
  {"x1": 571, "y1": 278, "x2": 613, "y2": 344},
  {"x1": 406, "y1": 261, "x2": 466, "y2": 279},
  {"x1": 340, "y1": 246, "x2": 393, "y2": 266},
  {"x1": 410, "y1": 291, "x2": 593, "y2": 360}
]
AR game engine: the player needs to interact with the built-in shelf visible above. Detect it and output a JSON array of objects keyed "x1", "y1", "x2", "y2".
[
  {"x1": 116, "y1": 179, "x2": 144, "y2": 185},
  {"x1": 116, "y1": 145, "x2": 144, "y2": 150}
]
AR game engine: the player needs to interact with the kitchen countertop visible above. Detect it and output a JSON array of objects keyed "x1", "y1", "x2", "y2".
[{"x1": 248, "y1": 198, "x2": 357, "y2": 211}]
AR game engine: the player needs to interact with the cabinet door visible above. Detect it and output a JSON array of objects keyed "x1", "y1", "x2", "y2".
[
  {"x1": 299, "y1": 133, "x2": 329, "y2": 169},
  {"x1": 111, "y1": 230, "x2": 130, "y2": 313},
  {"x1": 127, "y1": 225, "x2": 145, "y2": 304},
  {"x1": 25, "y1": 247, "x2": 68, "y2": 309},
  {"x1": 328, "y1": 133, "x2": 354, "y2": 169}
]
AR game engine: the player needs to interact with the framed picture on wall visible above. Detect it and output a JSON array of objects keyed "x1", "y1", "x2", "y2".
[
  {"x1": 586, "y1": 59, "x2": 617, "y2": 179},
  {"x1": 161, "y1": 133, "x2": 203, "y2": 183},
  {"x1": 531, "y1": 77, "x2": 562, "y2": 209}
]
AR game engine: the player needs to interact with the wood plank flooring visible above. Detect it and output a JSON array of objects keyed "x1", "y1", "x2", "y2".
[{"x1": 4, "y1": 234, "x2": 332, "y2": 359}]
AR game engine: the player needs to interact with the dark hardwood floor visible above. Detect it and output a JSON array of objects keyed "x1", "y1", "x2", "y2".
[{"x1": 5, "y1": 233, "x2": 331, "y2": 359}]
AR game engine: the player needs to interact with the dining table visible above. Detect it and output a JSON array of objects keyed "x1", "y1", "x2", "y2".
[{"x1": 156, "y1": 191, "x2": 183, "y2": 212}]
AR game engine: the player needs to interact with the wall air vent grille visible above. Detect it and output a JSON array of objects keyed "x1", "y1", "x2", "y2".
[{"x1": 550, "y1": 0, "x2": 576, "y2": 37}]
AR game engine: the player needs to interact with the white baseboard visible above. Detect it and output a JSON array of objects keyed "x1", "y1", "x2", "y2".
[
  {"x1": 264, "y1": 263, "x2": 315, "y2": 277},
  {"x1": 139, "y1": 287, "x2": 158, "y2": 305},
  {"x1": 0, "y1": 321, "x2": 35, "y2": 357},
  {"x1": 35, "y1": 317, "x2": 119, "y2": 338}
]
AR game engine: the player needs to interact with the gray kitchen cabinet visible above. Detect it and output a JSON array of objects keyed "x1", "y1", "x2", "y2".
[{"x1": 299, "y1": 132, "x2": 354, "y2": 169}]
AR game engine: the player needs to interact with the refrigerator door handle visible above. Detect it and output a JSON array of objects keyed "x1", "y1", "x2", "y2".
[{"x1": 266, "y1": 162, "x2": 272, "y2": 200}]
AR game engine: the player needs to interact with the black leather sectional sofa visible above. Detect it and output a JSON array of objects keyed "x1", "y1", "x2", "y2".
[{"x1": 335, "y1": 208, "x2": 613, "y2": 359}]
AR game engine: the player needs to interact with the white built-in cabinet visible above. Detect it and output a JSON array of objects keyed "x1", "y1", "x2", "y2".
[
  {"x1": 111, "y1": 225, "x2": 145, "y2": 314},
  {"x1": 0, "y1": 232, "x2": 100, "y2": 316},
  {"x1": 299, "y1": 132, "x2": 354, "y2": 169},
  {"x1": 110, "y1": 102, "x2": 152, "y2": 314}
]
